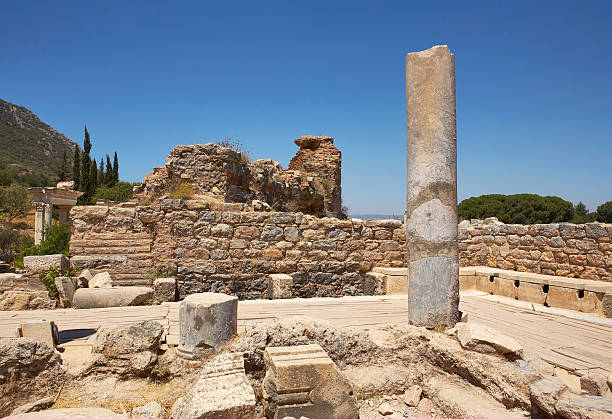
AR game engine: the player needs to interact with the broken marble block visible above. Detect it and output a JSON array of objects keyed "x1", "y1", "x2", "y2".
[
  {"x1": 267, "y1": 274, "x2": 293, "y2": 299},
  {"x1": 16, "y1": 320, "x2": 59, "y2": 348},
  {"x1": 153, "y1": 277, "x2": 177, "y2": 303},
  {"x1": 177, "y1": 293, "x2": 238, "y2": 360},
  {"x1": 262, "y1": 344, "x2": 359, "y2": 419},
  {"x1": 72, "y1": 287, "x2": 153, "y2": 309},
  {"x1": 455, "y1": 322, "x2": 524, "y2": 359},
  {"x1": 54, "y1": 276, "x2": 76, "y2": 308},
  {"x1": 172, "y1": 352, "x2": 256, "y2": 418},
  {"x1": 23, "y1": 254, "x2": 69, "y2": 274},
  {"x1": 89, "y1": 271, "x2": 114, "y2": 288}
]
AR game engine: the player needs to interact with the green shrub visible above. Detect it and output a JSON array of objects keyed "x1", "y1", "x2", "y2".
[
  {"x1": 0, "y1": 224, "x2": 21, "y2": 262},
  {"x1": 94, "y1": 181, "x2": 134, "y2": 203},
  {"x1": 597, "y1": 201, "x2": 612, "y2": 223},
  {"x1": 13, "y1": 222, "x2": 71, "y2": 268},
  {"x1": 39, "y1": 266, "x2": 77, "y2": 299},
  {"x1": 458, "y1": 194, "x2": 574, "y2": 224}
]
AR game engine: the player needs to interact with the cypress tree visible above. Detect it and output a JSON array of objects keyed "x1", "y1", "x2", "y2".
[
  {"x1": 111, "y1": 151, "x2": 119, "y2": 187},
  {"x1": 73, "y1": 147, "x2": 80, "y2": 190},
  {"x1": 83, "y1": 125, "x2": 92, "y2": 154},
  {"x1": 88, "y1": 158, "x2": 98, "y2": 204},
  {"x1": 80, "y1": 154, "x2": 90, "y2": 193},
  {"x1": 98, "y1": 159, "x2": 105, "y2": 186},
  {"x1": 105, "y1": 154, "x2": 113, "y2": 186},
  {"x1": 57, "y1": 150, "x2": 68, "y2": 182}
]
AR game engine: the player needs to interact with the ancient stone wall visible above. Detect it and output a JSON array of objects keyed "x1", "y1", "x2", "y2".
[
  {"x1": 70, "y1": 200, "x2": 405, "y2": 298},
  {"x1": 459, "y1": 219, "x2": 612, "y2": 282},
  {"x1": 134, "y1": 136, "x2": 343, "y2": 218}
]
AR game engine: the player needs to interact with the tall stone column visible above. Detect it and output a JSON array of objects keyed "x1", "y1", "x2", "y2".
[
  {"x1": 33, "y1": 202, "x2": 45, "y2": 245},
  {"x1": 405, "y1": 45, "x2": 459, "y2": 329},
  {"x1": 43, "y1": 204, "x2": 53, "y2": 239}
]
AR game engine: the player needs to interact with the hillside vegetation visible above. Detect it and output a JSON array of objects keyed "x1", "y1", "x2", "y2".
[{"x1": 0, "y1": 98, "x2": 78, "y2": 185}]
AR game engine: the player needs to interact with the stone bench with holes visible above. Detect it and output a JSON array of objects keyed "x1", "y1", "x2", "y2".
[{"x1": 459, "y1": 266, "x2": 612, "y2": 317}]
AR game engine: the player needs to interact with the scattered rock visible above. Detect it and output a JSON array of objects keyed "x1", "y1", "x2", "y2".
[
  {"x1": 267, "y1": 273, "x2": 293, "y2": 299},
  {"x1": 72, "y1": 286, "x2": 153, "y2": 309},
  {"x1": 10, "y1": 397, "x2": 54, "y2": 415},
  {"x1": 417, "y1": 398, "x2": 435, "y2": 414},
  {"x1": 54, "y1": 276, "x2": 75, "y2": 307},
  {"x1": 0, "y1": 338, "x2": 64, "y2": 414},
  {"x1": 77, "y1": 268, "x2": 93, "y2": 287},
  {"x1": 555, "y1": 395, "x2": 612, "y2": 419},
  {"x1": 530, "y1": 376, "x2": 568, "y2": 417},
  {"x1": 153, "y1": 277, "x2": 177, "y2": 303},
  {"x1": 131, "y1": 401, "x2": 163, "y2": 419},
  {"x1": 0, "y1": 289, "x2": 55, "y2": 310},
  {"x1": 9, "y1": 407, "x2": 127, "y2": 418},
  {"x1": 580, "y1": 371, "x2": 612, "y2": 397},
  {"x1": 23, "y1": 254, "x2": 70, "y2": 274},
  {"x1": 402, "y1": 385, "x2": 422, "y2": 407},
  {"x1": 378, "y1": 401, "x2": 394, "y2": 415},
  {"x1": 252, "y1": 199, "x2": 272, "y2": 211},
  {"x1": 455, "y1": 322, "x2": 524, "y2": 359},
  {"x1": 89, "y1": 271, "x2": 114, "y2": 288},
  {"x1": 87, "y1": 321, "x2": 163, "y2": 377}
]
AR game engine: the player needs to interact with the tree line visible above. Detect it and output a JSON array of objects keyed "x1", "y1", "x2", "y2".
[{"x1": 458, "y1": 194, "x2": 612, "y2": 224}]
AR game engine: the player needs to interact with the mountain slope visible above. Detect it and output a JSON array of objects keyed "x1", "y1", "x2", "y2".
[{"x1": 0, "y1": 98, "x2": 79, "y2": 184}]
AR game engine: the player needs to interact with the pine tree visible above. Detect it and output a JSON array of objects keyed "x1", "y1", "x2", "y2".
[
  {"x1": 57, "y1": 150, "x2": 68, "y2": 182},
  {"x1": 98, "y1": 159, "x2": 105, "y2": 186},
  {"x1": 105, "y1": 154, "x2": 113, "y2": 186},
  {"x1": 111, "y1": 151, "x2": 119, "y2": 187},
  {"x1": 73, "y1": 147, "x2": 80, "y2": 190}
]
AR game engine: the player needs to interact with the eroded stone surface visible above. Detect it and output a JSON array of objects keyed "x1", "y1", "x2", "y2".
[
  {"x1": 262, "y1": 343, "x2": 359, "y2": 419},
  {"x1": 10, "y1": 408, "x2": 127, "y2": 418},
  {"x1": 267, "y1": 274, "x2": 293, "y2": 299},
  {"x1": 455, "y1": 322, "x2": 524, "y2": 358},
  {"x1": 23, "y1": 254, "x2": 69, "y2": 274},
  {"x1": 172, "y1": 352, "x2": 256, "y2": 418},
  {"x1": 89, "y1": 271, "x2": 114, "y2": 288},
  {"x1": 153, "y1": 277, "x2": 177, "y2": 303},
  {"x1": 177, "y1": 292, "x2": 238, "y2": 359}
]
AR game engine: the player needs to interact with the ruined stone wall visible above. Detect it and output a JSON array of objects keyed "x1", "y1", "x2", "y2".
[
  {"x1": 459, "y1": 219, "x2": 612, "y2": 282},
  {"x1": 134, "y1": 136, "x2": 343, "y2": 218},
  {"x1": 70, "y1": 200, "x2": 405, "y2": 298}
]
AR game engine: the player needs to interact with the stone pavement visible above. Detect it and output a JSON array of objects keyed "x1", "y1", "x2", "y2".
[{"x1": 0, "y1": 292, "x2": 610, "y2": 375}]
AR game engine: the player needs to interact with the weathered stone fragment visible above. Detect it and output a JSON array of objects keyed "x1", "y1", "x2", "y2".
[
  {"x1": 267, "y1": 273, "x2": 293, "y2": 299},
  {"x1": 23, "y1": 254, "x2": 69, "y2": 273},
  {"x1": 529, "y1": 376, "x2": 568, "y2": 417},
  {"x1": 54, "y1": 276, "x2": 75, "y2": 307},
  {"x1": 89, "y1": 271, "x2": 114, "y2": 288},
  {"x1": 9, "y1": 408, "x2": 127, "y2": 418},
  {"x1": 177, "y1": 293, "x2": 238, "y2": 359},
  {"x1": 262, "y1": 343, "x2": 359, "y2": 419},
  {"x1": 0, "y1": 338, "x2": 64, "y2": 414},
  {"x1": 72, "y1": 287, "x2": 153, "y2": 309},
  {"x1": 10, "y1": 397, "x2": 55, "y2": 415},
  {"x1": 77, "y1": 268, "x2": 93, "y2": 287},
  {"x1": 580, "y1": 371, "x2": 612, "y2": 397},
  {"x1": 153, "y1": 277, "x2": 177, "y2": 303},
  {"x1": 406, "y1": 45, "x2": 459, "y2": 329},
  {"x1": 172, "y1": 352, "x2": 256, "y2": 418},
  {"x1": 90, "y1": 321, "x2": 163, "y2": 377},
  {"x1": 455, "y1": 322, "x2": 523, "y2": 359},
  {"x1": 402, "y1": 385, "x2": 422, "y2": 407},
  {"x1": 131, "y1": 401, "x2": 163, "y2": 419},
  {"x1": 555, "y1": 395, "x2": 612, "y2": 418},
  {"x1": 16, "y1": 320, "x2": 58, "y2": 348}
]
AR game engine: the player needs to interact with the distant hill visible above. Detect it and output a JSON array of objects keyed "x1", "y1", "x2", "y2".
[{"x1": 0, "y1": 98, "x2": 78, "y2": 185}]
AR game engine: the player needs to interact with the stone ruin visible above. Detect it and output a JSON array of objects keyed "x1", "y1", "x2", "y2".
[
  {"x1": 134, "y1": 135, "x2": 343, "y2": 218},
  {"x1": 1, "y1": 45, "x2": 611, "y2": 418}
]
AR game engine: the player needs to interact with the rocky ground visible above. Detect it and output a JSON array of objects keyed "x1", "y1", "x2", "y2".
[{"x1": 2, "y1": 317, "x2": 611, "y2": 418}]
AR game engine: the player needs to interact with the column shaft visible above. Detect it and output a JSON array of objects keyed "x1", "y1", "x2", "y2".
[
  {"x1": 33, "y1": 203, "x2": 45, "y2": 245},
  {"x1": 405, "y1": 45, "x2": 459, "y2": 329},
  {"x1": 43, "y1": 204, "x2": 53, "y2": 237}
]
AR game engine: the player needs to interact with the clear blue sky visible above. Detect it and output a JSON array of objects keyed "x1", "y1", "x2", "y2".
[{"x1": 2, "y1": 1, "x2": 611, "y2": 213}]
